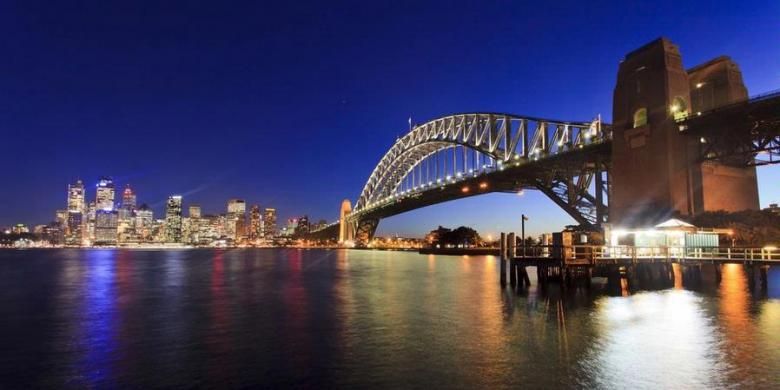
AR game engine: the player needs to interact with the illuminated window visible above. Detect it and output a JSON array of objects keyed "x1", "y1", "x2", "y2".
[{"x1": 633, "y1": 108, "x2": 647, "y2": 128}]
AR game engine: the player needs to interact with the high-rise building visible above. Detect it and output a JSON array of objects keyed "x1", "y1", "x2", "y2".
[
  {"x1": 263, "y1": 208, "x2": 276, "y2": 239},
  {"x1": 121, "y1": 184, "x2": 137, "y2": 211},
  {"x1": 226, "y1": 199, "x2": 246, "y2": 241},
  {"x1": 55, "y1": 210, "x2": 68, "y2": 228},
  {"x1": 165, "y1": 195, "x2": 183, "y2": 243},
  {"x1": 135, "y1": 204, "x2": 154, "y2": 242},
  {"x1": 248, "y1": 205, "x2": 262, "y2": 240},
  {"x1": 65, "y1": 212, "x2": 83, "y2": 246},
  {"x1": 94, "y1": 209, "x2": 118, "y2": 245},
  {"x1": 187, "y1": 205, "x2": 201, "y2": 244},
  {"x1": 95, "y1": 177, "x2": 115, "y2": 211},
  {"x1": 67, "y1": 179, "x2": 85, "y2": 213}
]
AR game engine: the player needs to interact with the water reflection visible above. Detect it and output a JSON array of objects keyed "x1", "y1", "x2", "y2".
[{"x1": 0, "y1": 249, "x2": 777, "y2": 388}]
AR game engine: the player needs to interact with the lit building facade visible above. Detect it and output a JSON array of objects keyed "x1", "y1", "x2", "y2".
[
  {"x1": 226, "y1": 199, "x2": 246, "y2": 241},
  {"x1": 67, "y1": 179, "x2": 85, "y2": 213},
  {"x1": 135, "y1": 204, "x2": 154, "y2": 242},
  {"x1": 95, "y1": 177, "x2": 115, "y2": 211},
  {"x1": 94, "y1": 209, "x2": 118, "y2": 245},
  {"x1": 249, "y1": 205, "x2": 261, "y2": 240},
  {"x1": 165, "y1": 195, "x2": 183, "y2": 243},
  {"x1": 263, "y1": 208, "x2": 277, "y2": 239}
]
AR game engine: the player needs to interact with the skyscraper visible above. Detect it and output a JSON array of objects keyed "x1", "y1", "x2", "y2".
[
  {"x1": 249, "y1": 205, "x2": 261, "y2": 240},
  {"x1": 165, "y1": 195, "x2": 183, "y2": 243},
  {"x1": 121, "y1": 184, "x2": 137, "y2": 211},
  {"x1": 263, "y1": 208, "x2": 276, "y2": 239},
  {"x1": 67, "y1": 179, "x2": 85, "y2": 213},
  {"x1": 95, "y1": 177, "x2": 115, "y2": 211},
  {"x1": 188, "y1": 205, "x2": 201, "y2": 244},
  {"x1": 226, "y1": 199, "x2": 246, "y2": 241}
]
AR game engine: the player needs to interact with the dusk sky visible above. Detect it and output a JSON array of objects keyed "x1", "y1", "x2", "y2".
[{"x1": 1, "y1": 0, "x2": 778, "y2": 237}]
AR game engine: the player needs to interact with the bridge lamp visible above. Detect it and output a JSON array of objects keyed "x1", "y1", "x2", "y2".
[
  {"x1": 557, "y1": 140, "x2": 564, "y2": 147},
  {"x1": 479, "y1": 182, "x2": 488, "y2": 189},
  {"x1": 461, "y1": 186, "x2": 470, "y2": 193},
  {"x1": 428, "y1": 181, "x2": 433, "y2": 186},
  {"x1": 514, "y1": 154, "x2": 520, "y2": 160},
  {"x1": 446, "y1": 175, "x2": 452, "y2": 180},
  {"x1": 456, "y1": 172, "x2": 462, "y2": 178},
  {"x1": 670, "y1": 103, "x2": 681, "y2": 113},
  {"x1": 700, "y1": 137, "x2": 707, "y2": 144},
  {"x1": 469, "y1": 169, "x2": 474, "y2": 173},
  {"x1": 517, "y1": 190, "x2": 525, "y2": 196},
  {"x1": 696, "y1": 82, "x2": 705, "y2": 88},
  {"x1": 437, "y1": 178, "x2": 442, "y2": 183}
]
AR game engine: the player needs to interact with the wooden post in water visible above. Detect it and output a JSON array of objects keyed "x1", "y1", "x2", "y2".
[
  {"x1": 507, "y1": 233, "x2": 516, "y2": 287},
  {"x1": 759, "y1": 265, "x2": 769, "y2": 290},
  {"x1": 499, "y1": 233, "x2": 507, "y2": 286}
]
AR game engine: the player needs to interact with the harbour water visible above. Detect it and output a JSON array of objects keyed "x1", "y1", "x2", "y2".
[{"x1": 0, "y1": 249, "x2": 778, "y2": 388}]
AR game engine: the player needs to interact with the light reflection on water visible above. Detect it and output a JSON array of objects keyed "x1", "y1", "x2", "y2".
[{"x1": 0, "y1": 249, "x2": 777, "y2": 388}]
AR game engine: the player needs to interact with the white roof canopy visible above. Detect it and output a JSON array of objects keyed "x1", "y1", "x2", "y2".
[{"x1": 654, "y1": 218, "x2": 696, "y2": 229}]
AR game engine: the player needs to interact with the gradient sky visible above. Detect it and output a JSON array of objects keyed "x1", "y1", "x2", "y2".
[{"x1": 1, "y1": 1, "x2": 779, "y2": 237}]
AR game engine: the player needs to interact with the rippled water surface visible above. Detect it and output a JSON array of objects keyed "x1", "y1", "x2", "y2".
[{"x1": 0, "y1": 249, "x2": 778, "y2": 388}]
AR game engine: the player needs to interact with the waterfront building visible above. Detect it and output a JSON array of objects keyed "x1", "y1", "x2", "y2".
[
  {"x1": 765, "y1": 203, "x2": 780, "y2": 215},
  {"x1": 135, "y1": 204, "x2": 154, "y2": 242},
  {"x1": 11, "y1": 224, "x2": 29, "y2": 234},
  {"x1": 65, "y1": 212, "x2": 83, "y2": 246},
  {"x1": 226, "y1": 199, "x2": 246, "y2": 241},
  {"x1": 94, "y1": 209, "x2": 118, "y2": 245},
  {"x1": 152, "y1": 219, "x2": 166, "y2": 242},
  {"x1": 95, "y1": 177, "x2": 115, "y2": 211},
  {"x1": 263, "y1": 208, "x2": 277, "y2": 239},
  {"x1": 249, "y1": 205, "x2": 261, "y2": 240},
  {"x1": 188, "y1": 205, "x2": 201, "y2": 244},
  {"x1": 86, "y1": 201, "x2": 96, "y2": 242},
  {"x1": 67, "y1": 179, "x2": 85, "y2": 213},
  {"x1": 165, "y1": 195, "x2": 183, "y2": 243}
]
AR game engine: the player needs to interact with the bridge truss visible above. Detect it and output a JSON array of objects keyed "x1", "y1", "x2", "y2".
[{"x1": 343, "y1": 113, "x2": 611, "y2": 241}]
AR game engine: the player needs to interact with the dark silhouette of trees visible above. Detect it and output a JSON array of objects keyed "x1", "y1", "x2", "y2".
[{"x1": 427, "y1": 225, "x2": 481, "y2": 247}]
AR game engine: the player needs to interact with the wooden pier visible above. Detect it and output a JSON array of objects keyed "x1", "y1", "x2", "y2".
[{"x1": 498, "y1": 235, "x2": 778, "y2": 291}]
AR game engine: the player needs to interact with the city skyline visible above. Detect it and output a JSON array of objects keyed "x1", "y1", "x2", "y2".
[{"x1": 1, "y1": 1, "x2": 779, "y2": 238}]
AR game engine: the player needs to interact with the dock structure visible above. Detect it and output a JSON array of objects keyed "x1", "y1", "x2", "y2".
[{"x1": 498, "y1": 233, "x2": 778, "y2": 291}]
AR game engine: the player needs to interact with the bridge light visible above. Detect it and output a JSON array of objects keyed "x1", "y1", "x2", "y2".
[
  {"x1": 700, "y1": 137, "x2": 706, "y2": 144},
  {"x1": 428, "y1": 181, "x2": 433, "y2": 186},
  {"x1": 696, "y1": 111, "x2": 702, "y2": 116},
  {"x1": 513, "y1": 154, "x2": 520, "y2": 160},
  {"x1": 461, "y1": 186, "x2": 469, "y2": 193},
  {"x1": 670, "y1": 103, "x2": 680, "y2": 113},
  {"x1": 557, "y1": 140, "x2": 564, "y2": 147},
  {"x1": 517, "y1": 190, "x2": 525, "y2": 196},
  {"x1": 696, "y1": 82, "x2": 705, "y2": 88},
  {"x1": 456, "y1": 172, "x2": 462, "y2": 178},
  {"x1": 469, "y1": 169, "x2": 474, "y2": 173},
  {"x1": 446, "y1": 175, "x2": 452, "y2": 180},
  {"x1": 436, "y1": 179, "x2": 442, "y2": 183},
  {"x1": 479, "y1": 182, "x2": 488, "y2": 189}
]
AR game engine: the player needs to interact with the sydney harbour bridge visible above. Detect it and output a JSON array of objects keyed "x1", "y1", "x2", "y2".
[{"x1": 309, "y1": 38, "x2": 780, "y2": 245}]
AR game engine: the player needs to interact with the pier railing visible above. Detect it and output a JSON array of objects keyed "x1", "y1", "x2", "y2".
[{"x1": 510, "y1": 245, "x2": 780, "y2": 264}]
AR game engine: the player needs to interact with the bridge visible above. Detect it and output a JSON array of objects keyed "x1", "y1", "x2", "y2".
[{"x1": 308, "y1": 38, "x2": 780, "y2": 245}]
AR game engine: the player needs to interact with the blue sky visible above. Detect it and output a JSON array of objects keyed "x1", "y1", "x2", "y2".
[{"x1": 0, "y1": 1, "x2": 778, "y2": 237}]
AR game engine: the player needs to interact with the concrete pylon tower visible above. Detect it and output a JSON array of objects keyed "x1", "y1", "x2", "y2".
[
  {"x1": 338, "y1": 199, "x2": 353, "y2": 243},
  {"x1": 610, "y1": 38, "x2": 758, "y2": 227}
]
